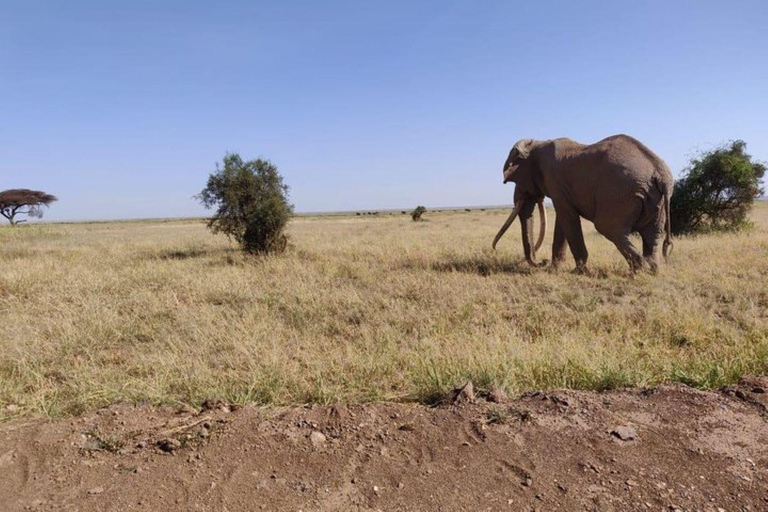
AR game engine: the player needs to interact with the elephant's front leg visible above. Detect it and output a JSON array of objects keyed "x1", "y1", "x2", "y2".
[
  {"x1": 551, "y1": 216, "x2": 567, "y2": 268},
  {"x1": 554, "y1": 202, "x2": 589, "y2": 271}
]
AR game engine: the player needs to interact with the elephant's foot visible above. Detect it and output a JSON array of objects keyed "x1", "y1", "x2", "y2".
[
  {"x1": 644, "y1": 259, "x2": 659, "y2": 275},
  {"x1": 525, "y1": 258, "x2": 548, "y2": 268},
  {"x1": 627, "y1": 256, "x2": 647, "y2": 274},
  {"x1": 571, "y1": 264, "x2": 591, "y2": 276},
  {"x1": 547, "y1": 263, "x2": 562, "y2": 274}
]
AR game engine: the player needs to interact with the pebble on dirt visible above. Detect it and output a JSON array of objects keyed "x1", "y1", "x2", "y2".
[
  {"x1": 309, "y1": 431, "x2": 327, "y2": 448},
  {"x1": 611, "y1": 426, "x2": 638, "y2": 441},
  {"x1": 157, "y1": 438, "x2": 182, "y2": 453},
  {"x1": 452, "y1": 381, "x2": 475, "y2": 404},
  {"x1": 488, "y1": 388, "x2": 508, "y2": 403}
]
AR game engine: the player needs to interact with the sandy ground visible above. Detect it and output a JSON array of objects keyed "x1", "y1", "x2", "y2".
[{"x1": 2, "y1": 378, "x2": 768, "y2": 512}]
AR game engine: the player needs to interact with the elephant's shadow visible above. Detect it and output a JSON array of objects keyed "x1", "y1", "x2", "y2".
[
  {"x1": 156, "y1": 247, "x2": 212, "y2": 260},
  {"x1": 406, "y1": 255, "x2": 536, "y2": 276}
]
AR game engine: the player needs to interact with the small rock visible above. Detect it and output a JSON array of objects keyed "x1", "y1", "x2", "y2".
[
  {"x1": 373, "y1": 485, "x2": 380, "y2": 493},
  {"x1": 4, "y1": 404, "x2": 19, "y2": 413},
  {"x1": 198, "y1": 427, "x2": 210, "y2": 439},
  {"x1": 157, "y1": 438, "x2": 182, "y2": 453},
  {"x1": 523, "y1": 477, "x2": 533, "y2": 487},
  {"x1": 309, "y1": 431, "x2": 327, "y2": 448},
  {"x1": 488, "y1": 388, "x2": 508, "y2": 403},
  {"x1": 752, "y1": 386, "x2": 765, "y2": 394},
  {"x1": 611, "y1": 426, "x2": 638, "y2": 441},
  {"x1": 452, "y1": 381, "x2": 475, "y2": 404},
  {"x1": 626, "y1": 479, "x2": 638, "y2": 487},
  {"x1": 201, "y1": 399, "x2": 230, "y2": 413},
  {"x1": 735, "y1": 390, "x2": 747, "y2": 400},
  {"x1": 87, "y1": 486, "x2": 105, "y2": 495},
  {"x1": 397, "y1": 482, "x2": 404, "y2": 489}
]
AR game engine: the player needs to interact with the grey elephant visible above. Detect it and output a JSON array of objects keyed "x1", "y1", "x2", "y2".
[{"x1": 492, "y1": 134, "x2": 674, "y2": 272}]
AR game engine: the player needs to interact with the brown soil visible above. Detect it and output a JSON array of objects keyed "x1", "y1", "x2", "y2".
[{"x1": 2, "y1": 379, "x2": 768, "y2": 511}]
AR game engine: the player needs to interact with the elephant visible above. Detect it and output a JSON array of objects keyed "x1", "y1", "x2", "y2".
[{"x1": 492, "y1": 134, "x2": 673, "y2": 272}]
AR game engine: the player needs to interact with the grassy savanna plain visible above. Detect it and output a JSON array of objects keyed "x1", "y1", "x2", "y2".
[{"x1": 1, "y1": 205, "x2": 768, "y2": 419}]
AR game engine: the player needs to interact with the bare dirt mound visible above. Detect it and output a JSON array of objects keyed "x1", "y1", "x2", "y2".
[{"x1": 2, "y1": 379, "x2": 768, "y2": 511}]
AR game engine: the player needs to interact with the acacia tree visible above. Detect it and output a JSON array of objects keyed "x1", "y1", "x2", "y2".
[
  {"x1": 197, "y1": 154, "x2": 293, "y2": 253},
  {"x1": 0, "y1": 189, "x2": 58, "y2": 226},
  {"x1": 671, "y1": 141, "x2": 765, "y2": 234}
]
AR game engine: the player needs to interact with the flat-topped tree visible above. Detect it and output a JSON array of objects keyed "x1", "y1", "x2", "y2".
[{"x1": 0, "y1": 189, "x2": 58, "y2": 226}]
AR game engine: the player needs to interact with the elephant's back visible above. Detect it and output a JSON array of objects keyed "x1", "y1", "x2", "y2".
[
  {"x1": 595, "y1": 135, "x2": 671, "y2": 177},
  {"x1": 590, "y1": 135, "x2": 671, "y2": 230}
]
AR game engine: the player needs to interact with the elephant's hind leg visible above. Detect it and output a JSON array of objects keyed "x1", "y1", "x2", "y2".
[
  {"x1": 606, "y1": 232, "x2": 645, "y2": 272},
  {"x1": 640, "y1": 225, "x2": 663, "y2": 273}
]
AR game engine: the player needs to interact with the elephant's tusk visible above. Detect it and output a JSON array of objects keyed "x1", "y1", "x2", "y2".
[
  {"x1": 492, "y1": 202, "x2": 523, "y2": 250},
  {"x1": 534, "y1": 201, "x2": 546, "y2": 252}
]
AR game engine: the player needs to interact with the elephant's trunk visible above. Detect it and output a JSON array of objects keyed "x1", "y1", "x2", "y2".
[
  {"x1": 492, "y1": 200, "x2": 547, "y2": 264},
  {"x1": 491, "y1": 201, "x2": 523, "y2": 250},
  {"x1": 521, "y1": 205, "x2": 537, "y2": 266},
  {"x1": 519, "y1": 199, "x2": 548, "y2": 267}
]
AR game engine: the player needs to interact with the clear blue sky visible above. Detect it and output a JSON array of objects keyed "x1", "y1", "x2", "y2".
[{"x1": 2, "y1": 1, "x2": 766, "y2": 221}]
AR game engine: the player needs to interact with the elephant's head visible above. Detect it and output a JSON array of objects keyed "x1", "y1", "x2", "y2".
[
  {"x1": 503, "y1": 139, "x2": 537, "y2": 184},
  {"x1": 492, "y1": 139, "x2": 547, "y2": 266}
]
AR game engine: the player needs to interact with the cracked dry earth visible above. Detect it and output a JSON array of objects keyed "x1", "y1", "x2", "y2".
[{"x1": 2, "y1": 379, "x2": 768, "y2": 511}]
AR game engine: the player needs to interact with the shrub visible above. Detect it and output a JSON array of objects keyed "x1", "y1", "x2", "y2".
[
  {"x1": 197, "y1": 154, "x2": 293, "y2": 253},
  {"x1": 411, "y1": 205, "x2": 427, "y2": 221},
  {"x1": 671, "y1": 140, "x2": 765, "y2": 234}
]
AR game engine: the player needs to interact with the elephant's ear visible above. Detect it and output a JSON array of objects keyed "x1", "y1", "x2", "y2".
[{"x1": 513, "y1": 139, "x2": 536, "y2": 160}]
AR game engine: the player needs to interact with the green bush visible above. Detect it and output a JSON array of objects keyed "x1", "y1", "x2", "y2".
[
  {"x1": 671, "y1": 140, "x2": 765, "y2": 234},
  {"x1": 411, "y1": 205, "x2": 427, "y2": 221},
  {"x1": 198, "y1": 154, "x2": 293, "y2": 253}
]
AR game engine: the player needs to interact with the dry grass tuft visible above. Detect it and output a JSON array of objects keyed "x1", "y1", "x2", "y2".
[{"x1": 1, "y1": 205, "x2": 767, "y2": 418}]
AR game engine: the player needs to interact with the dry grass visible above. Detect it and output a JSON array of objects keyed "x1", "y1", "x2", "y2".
[{"x1": 2, "y1": 205, "x2": 767, "y2": 418}]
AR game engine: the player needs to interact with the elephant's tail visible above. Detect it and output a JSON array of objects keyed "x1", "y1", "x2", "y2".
[{"x1": 662, "y1": 183, "x2": 673, "y2": 259}]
